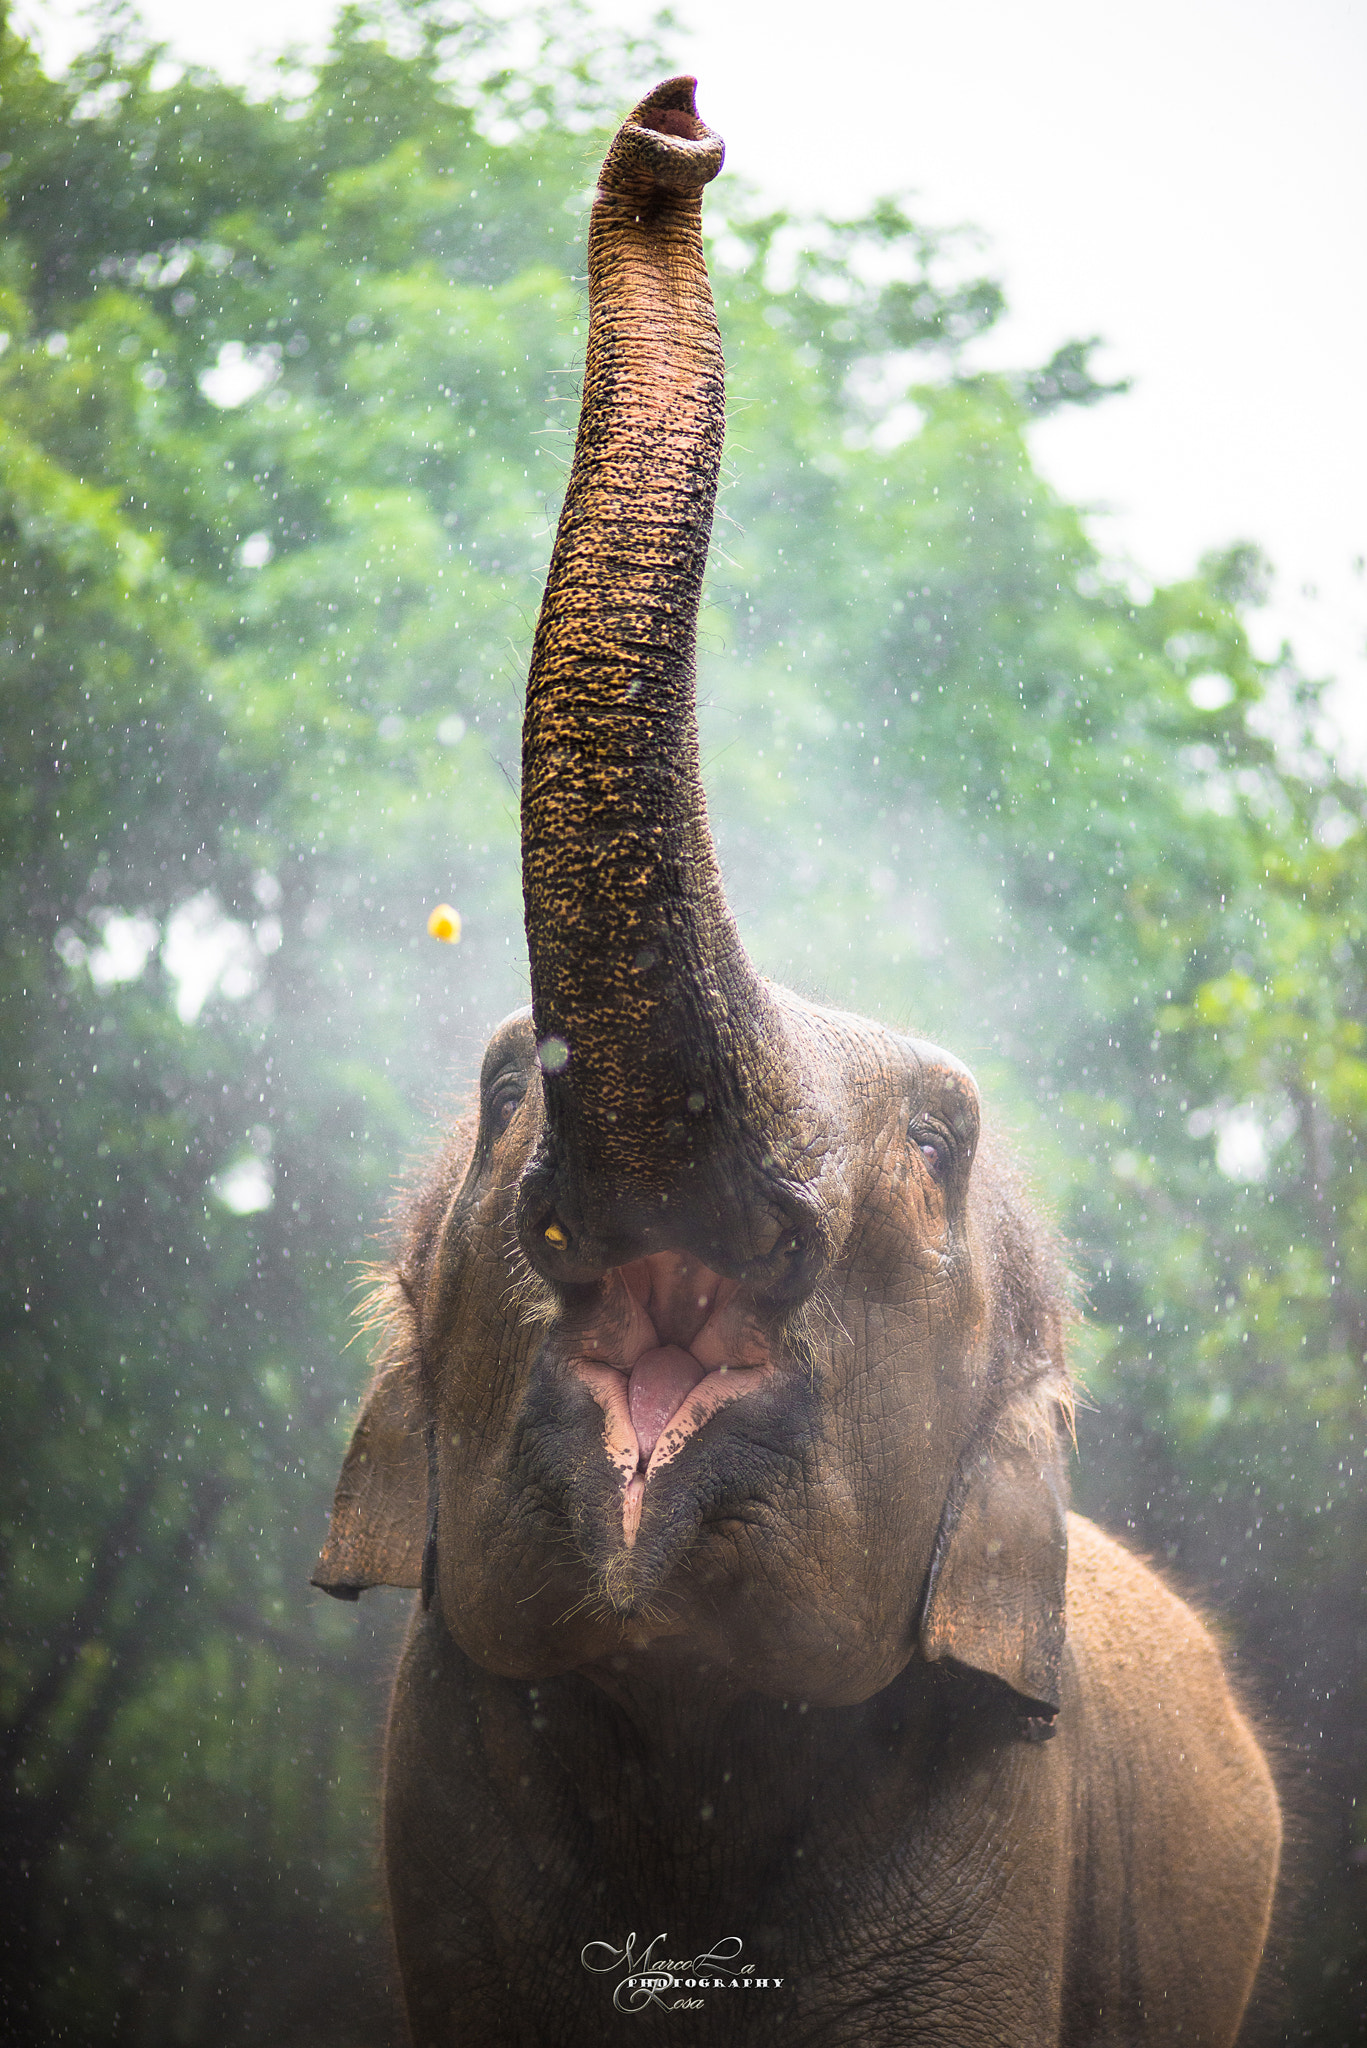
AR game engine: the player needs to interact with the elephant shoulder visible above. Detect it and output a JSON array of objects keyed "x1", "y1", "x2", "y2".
[
  {"x1": 1058, "y1": 1513, "x2": 1281, "y2": 2040},
  {"x1": 1065, "y1": 1511, "x2": 1227, "y2": 1677},
  {"x1": 1063, "y1": 1510, "x2": 1272, "y2": 1781}
]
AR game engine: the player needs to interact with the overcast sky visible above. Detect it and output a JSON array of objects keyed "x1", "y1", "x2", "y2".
[{"x1": 18, "y1": 0, "x2": 1366, "y2": 766}]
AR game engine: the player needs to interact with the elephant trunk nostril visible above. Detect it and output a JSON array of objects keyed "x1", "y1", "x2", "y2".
[
  {"x1": 638, "y1": 107, "x2": 705, "y2": 140},
  {"x1": 605, "y1": 78, "x2": 725, "y2": 194}
]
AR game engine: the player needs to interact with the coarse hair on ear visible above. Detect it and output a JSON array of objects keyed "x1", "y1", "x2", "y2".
[
  {"x1": 312, "y1": 1272, "x2": 428, "y2": 1599},
  {"x1": 312, "y1": 1111, "x2": 479, "y2": 1601},
  {"x1": 918, "y1": 1368, "x2": 1073, "y2": 1718}
]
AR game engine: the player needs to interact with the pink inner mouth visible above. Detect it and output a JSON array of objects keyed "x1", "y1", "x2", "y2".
[
  {"x1": 570, "y1": 1250, "x2": 775, "y2": 1545},
  {"x1": 628, "y1": 1344, "x2": 707, "y2": 1464}
]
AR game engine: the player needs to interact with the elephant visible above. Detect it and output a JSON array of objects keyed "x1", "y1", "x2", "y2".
[{"x1": 313, "y1": 76, "x2": 1281, "y2": 2047}]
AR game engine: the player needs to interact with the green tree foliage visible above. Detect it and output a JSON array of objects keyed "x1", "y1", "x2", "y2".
[{"x1": 1, "y1": 3, "x2": 1362, "y2": 2037}]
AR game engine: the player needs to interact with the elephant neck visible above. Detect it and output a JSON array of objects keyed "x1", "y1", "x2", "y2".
[
  {"x1": 592, "y1": 1647, "x2": 941, "y2": 1777},
  {"x1": 514, "y1": 1655, "x2": 960, "y2": 1925}
]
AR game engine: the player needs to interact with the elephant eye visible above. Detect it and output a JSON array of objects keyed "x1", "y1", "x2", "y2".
[
  {"x1": 910, "y1": 1128, "x2": 946, "y2": 1176},
  {"x1": 488, "y1": 1077, "x2": 526, "y2": 1134}
]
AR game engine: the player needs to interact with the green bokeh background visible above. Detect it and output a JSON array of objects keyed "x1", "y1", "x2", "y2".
[{"x1": 2, "y1": 4, "x2": 1363, "y2": 2038}]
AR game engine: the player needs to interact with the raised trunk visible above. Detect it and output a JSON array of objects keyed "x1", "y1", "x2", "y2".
[{"x1": 518, "y1": 79, "x2": 804, "y2": 1288}]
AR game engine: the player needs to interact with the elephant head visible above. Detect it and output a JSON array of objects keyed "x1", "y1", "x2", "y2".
[{"x1": 314, "y1": 77, "x2": 1073, "y2": 1720}]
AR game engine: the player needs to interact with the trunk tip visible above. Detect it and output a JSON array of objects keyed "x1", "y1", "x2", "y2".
[
  {"x1": 633, "y1": 75, "x2": 704, "y2": 135},
  {"x1": 608, "y1": 76, "x2": 725, "y2": 193}
]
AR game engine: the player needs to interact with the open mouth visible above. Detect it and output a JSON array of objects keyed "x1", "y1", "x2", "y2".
[{"x1": 570, "y1": 1250, "x2": 776, "y2": 1546}]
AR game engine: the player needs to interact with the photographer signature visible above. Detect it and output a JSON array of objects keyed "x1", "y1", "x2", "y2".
[{"x1": 581, "y1": 1932, "x2": 787, "y2": 2013}]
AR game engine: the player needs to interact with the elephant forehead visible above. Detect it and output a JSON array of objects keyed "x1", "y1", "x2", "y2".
[
  {"x1": 480, "y1": 1005, "x2": 537, "y2": 1074},
  {"x1": 769, "y1": 986, "x2": 963, "y2": 1062},
  {"x1": 898, "y1": 1036, "x2": 979, "y2": 1118},
  {"x1": 840, "y1": 1035, "x2": 982, "y2": 1140}
]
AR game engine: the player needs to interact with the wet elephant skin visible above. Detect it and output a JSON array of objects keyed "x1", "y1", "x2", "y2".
[{"x1": 314, "y1": 76, "x2": 1281, "y2": 2047}]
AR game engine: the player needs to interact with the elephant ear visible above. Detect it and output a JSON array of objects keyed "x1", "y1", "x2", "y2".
[
  {"x1": 312, "y1": 1345, "x2": 428, "y2": 1599},
  {"x1": 919, "y1": 1376, "x2": 1071, "y2": 1719}
]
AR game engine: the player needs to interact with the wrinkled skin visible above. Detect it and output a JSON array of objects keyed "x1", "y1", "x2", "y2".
[{"x1": 315, "y1": 77, "x2": 1281, "y2": 2046}]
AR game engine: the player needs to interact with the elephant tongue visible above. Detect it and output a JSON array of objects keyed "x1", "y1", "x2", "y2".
[{"x1": 628, "y1": 1344, "x2": 706, "y2": 1464}]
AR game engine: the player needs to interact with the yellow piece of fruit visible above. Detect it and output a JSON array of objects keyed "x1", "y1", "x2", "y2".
[{"x1": 427, "y1": 904, "x2": 462, "y2": 943}]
